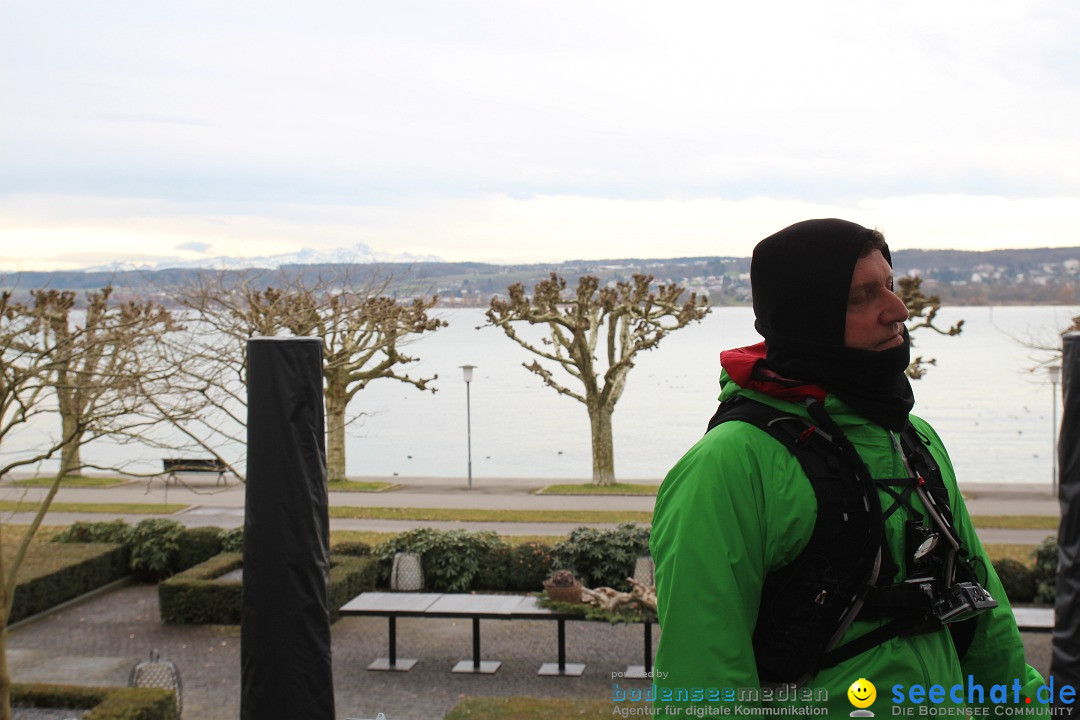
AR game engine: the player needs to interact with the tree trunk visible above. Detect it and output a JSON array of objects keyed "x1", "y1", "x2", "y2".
[
  {"x1": 325, "y1": 381, "x2": 347, "y2": 483},
  {"x1": 0, "y1": 549, "x2": 10, "y2": 720},
  {"x1": 0, "y1": 622, "x2": 10, "y2": 720},
  {"x1": 588, "y1": 403, "x2": 616, "y2": 486},
  {"x1": 58, "y1": 410, "x2": 82, "y2": 478}
]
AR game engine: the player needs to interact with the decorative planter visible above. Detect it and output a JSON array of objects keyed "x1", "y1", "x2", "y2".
[{"x1": 543, "y1": 580, "x2": 583, "y2": 604}]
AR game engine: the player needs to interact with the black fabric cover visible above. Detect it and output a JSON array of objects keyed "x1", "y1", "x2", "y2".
[
  {"x1": 1053, "y1": 332, "x2": 1080, "y2": 714},
  {"x1": 241, "y1": 337, "x2": 334, "y2": 720}
]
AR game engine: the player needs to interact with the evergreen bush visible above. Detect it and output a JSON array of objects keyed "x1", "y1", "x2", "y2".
[
  {"x1": 174, "y1": 526, "x2": 224, "y2": 573},
  {"x1": 158, "y1": 552, "x2": 377, "y2": 624},
  {"x1": 129, "y1": 519, "x2": 185, "y2": 581},
  {"x1": 1032, "y1": 535, "x2": 1059, "y2": 604},
  {"x1": 373, "y1": 528, "x2": 505, "y2": 592},
  {"x1": 12, "y1": 682, "x2": 178, "y2": 720},
  {"x1": 330, "y1": 540, "x2": 372, "y2": 557},
  {"x1": 219, "y1": 526, "x2": 244, "y2": 553},
  {"x1": 474, "y1": 544, "x2": 511, "y2": 591},
  {"x1": 550, "y1": 523, "x2": 651, "y2": 589},
  {"x1": 992, "y1": 558, "x2": 1036, "y2": 603},
  {"x1": 8, "y1": 543, "x2": 129, "y2": 624},
  {"x1": 507, "y1": 542, "x2": 553, "y2": 591},
  {"x1": 51, "y1": 519, "x2": 133, "y2": 545}
]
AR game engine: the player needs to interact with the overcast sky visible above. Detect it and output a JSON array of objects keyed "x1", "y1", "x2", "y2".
[{"x1": 2, "y1": 1, "x2": 1079, "y2": 271}]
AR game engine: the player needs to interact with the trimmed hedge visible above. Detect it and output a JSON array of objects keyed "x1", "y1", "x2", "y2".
[
  {"x1": 159, "y1": 552, "x2": 377, "y2": 624},
  {"x1": 12, "y1": 682, "x2": 178, "y2": 720},
  {"x1": 52, "y1": 520, "x2": 231, "y2": 580},
  {"x1": 6, "y1": 543, "x2": 129, "y2": 624},
  {"x1": 157, "y1": 553, "x2": 243, "y2": 625}
]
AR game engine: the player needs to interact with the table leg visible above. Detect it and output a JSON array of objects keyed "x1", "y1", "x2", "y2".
[
  {"x1": 558, "y1": 619, "x2": 566, "y2": 672},
  {"x1": 367, "y1": 615, "x2": 417, "y2": 671},
  {"x1": 389, "y1": 616, "x2": 397, "y2": 665},
  {"x1": 538, "y1": 618, "x2": 585, "y2": 676},
  {"x1": 452, "y1": 617, "x2": 500, "y2": 673},
  {"x1": 644, "y1": 621, "x2": 653, "y2": 674},
  {"x1": 472, "y1": 617, "x2": 481, "y2": 670},
  {"x1": 624, "y1": 620, "x2": 654, "y2": 679}
]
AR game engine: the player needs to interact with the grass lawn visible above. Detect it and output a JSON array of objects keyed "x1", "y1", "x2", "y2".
[
  {"x1": 444, "y1": 697, "x2": 613, "y2": 719},
  {"x1": 327, "y1": 480, "x2": 398, "y2": 492},
  {"x1": 537, "y1": 482, "x2": 660, "y2": 496},
  {"x1": 984, "y1": 543, "x2": 1046, "y2": 565},
  {"x1": 327, "y1": 506, "x2": 652, "y2": 524},
  {"x1": 971, "y1": 515, "x2": 1058, "y2": 530},
  {"x1": 0, "y1": 500, "x2": 188, "y2": 515},
  {"x1": 10, "y1": 475, "x2": 132, "y2": 488}
]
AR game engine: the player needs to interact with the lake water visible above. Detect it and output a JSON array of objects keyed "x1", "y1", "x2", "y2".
[{"x1": 19, "y1": 305, "x2": 1080, "y2": 486}]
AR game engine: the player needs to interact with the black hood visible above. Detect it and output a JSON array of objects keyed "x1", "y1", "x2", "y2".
[{"x1": 750, "y1": 218, "x2": 913, "y2": 431}]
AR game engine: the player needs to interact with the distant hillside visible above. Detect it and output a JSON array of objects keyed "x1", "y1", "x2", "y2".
[{"x1": 4, "y1": 246, "x2": 1080, "y2": 306}]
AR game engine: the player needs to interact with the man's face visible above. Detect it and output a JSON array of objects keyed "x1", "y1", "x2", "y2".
[{"x1": 844, "y1": 249, "x2": 909, "y2": 351}]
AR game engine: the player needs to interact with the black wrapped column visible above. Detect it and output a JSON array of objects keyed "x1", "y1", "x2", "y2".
[
  {"x1": 1053, "y1": 331, "x2": 1080, "y2": 713},
  {"x1": 241, "y1": 338, "x2": 333, "y2": 720}
]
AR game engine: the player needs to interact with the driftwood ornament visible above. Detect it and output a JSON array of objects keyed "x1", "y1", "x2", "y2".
[{"x1": 580, "y1": 577, "x2": 656, "y2": 613}]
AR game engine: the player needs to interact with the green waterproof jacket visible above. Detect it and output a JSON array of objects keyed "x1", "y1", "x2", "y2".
[{"x1": 650, "y1": 372, "x2": 1048, "y2": 716}]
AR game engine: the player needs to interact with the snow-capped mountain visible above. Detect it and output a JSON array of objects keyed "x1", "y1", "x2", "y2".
[{"x1": 86, "y1": 243, "x2": 444, "y2": 272}]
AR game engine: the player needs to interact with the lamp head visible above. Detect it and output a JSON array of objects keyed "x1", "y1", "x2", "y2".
[{"x1": 460, "y1": 364, "x2": 476, "y2": 383}]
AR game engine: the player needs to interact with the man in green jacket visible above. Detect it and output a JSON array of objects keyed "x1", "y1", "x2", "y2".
[{"x1": 650, "y1": 219, "x2": 1049, "y2": 716}]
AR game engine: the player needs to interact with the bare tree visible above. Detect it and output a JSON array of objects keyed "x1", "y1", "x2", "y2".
[
  {"x1": 486, "y1": 273, "x2": 710, "y2": 486},
  {"x1": 898, "y1": 275, "x2": 964, "y2": 379},
  {"x1": 0, "y1": 290, "x2": 173, "y2": 720},
  {"x1": 29, "y1": 287, "x2": 176, "y2": 477},
  {"x1": 274, "y1": 289, "x2": 445, "y2": 482},
  {"x1": 168, "y1": 269, "x2": 445, "y2": 483}
]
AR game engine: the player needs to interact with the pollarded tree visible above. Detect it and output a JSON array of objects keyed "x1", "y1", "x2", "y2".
[
  {"x1": 273, "y1": 288, "x2": 446, "y2": 482},
  {"x1": 897, "y1": 275, "x2": 964, "y2": 379},
  {"x1": 0, "y1": 290, "x2": 177, "y2": 720},
  {"x1": 486, "y1": 273, "x2": 710, "y2": 486},
  {"x1": 171, "y1": 270, "x2": 446, "y2": 482},
  {"x1": 30, "y1": 287, "x2": 177, "y2": 477}
]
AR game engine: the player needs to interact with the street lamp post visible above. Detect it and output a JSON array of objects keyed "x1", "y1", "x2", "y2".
[
  {"x1": 1051, "y1": 364, "x2": 1061, "y2": 495},
  {"x1": 461, "y1": 365, "x2": 476, "y2": 491}
]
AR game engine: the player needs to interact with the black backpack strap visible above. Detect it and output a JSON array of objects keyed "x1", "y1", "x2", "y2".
[{"x1": 707, "y1": 396, "x2": 884, "y2": 683}]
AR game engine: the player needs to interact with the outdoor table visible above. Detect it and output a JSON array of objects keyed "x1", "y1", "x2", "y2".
[
  {"x1": 1014, "y1": 606, "x2": 1054, "y2": 632},
  {"x1": 339, "y1": 592, "x2": 440, "y2": 671},
  {"x1": 341, "y1": 591, "x2": 643, "y2": 676}
]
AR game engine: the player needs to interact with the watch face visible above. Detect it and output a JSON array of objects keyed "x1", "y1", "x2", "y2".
[{"x1": 913, "y1": 534, "x2": 939, "y2": 561}]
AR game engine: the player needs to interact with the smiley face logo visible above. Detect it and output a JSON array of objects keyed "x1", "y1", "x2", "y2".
[{"x1": 848, "y1": 678, "x2": 877, "y2": 709}]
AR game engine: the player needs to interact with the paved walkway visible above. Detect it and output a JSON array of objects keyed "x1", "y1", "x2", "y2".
[
  {"x1": 0, "y1": 477, "x2": 1064, "y2": 719},
  {"x1": 0, "y1": 477, "x2": 1062, "y2": 542}
]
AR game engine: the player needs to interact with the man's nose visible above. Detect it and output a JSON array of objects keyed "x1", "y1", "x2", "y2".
[{"x1": 883, "y1": 291, "x2": 909, "y2": 323}]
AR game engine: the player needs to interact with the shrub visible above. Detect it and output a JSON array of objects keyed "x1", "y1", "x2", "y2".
[
  {"x1": 7, "y1": 543, "x2": 129, "y2": 624},
  {"x1": 1032, "y1": 535, "x2": 1059, "y2": 604},
  {"x1": 550, "y1": 523, "x2": 651, "y2": 589},
  {"x1": 507, "y1": 542, "x2": 553, "y2": 591},
  {"x1": 373, "y1": 528, "x2": 506, "y2": 592},
  {"x1": 331, "y1": 540, "x2": 372, "y2": 557},
  {"x1": 12, "y1": 682, "x2": 178, "y2": 720},
  {"x1": 129, "y1": 519, "x2": 185, "y2": 581},
  {"x1": 219, "y1": 527, "x2": 244, "y2": 553},
  {"x1": 174, "y1": 526, "x2": 224, "y2": 573},
  {"x1": 158, "y1": 553, "x2": 244, "y2": 624},
  {"x1": 474, "y1": 544, "x2": 510, "y2": 592},
  {"x1": 158, "y1": 552, "x2": 377, "y2": 624},
  {"x1": 51, "y1": 520, "x2": 133, "y2": 546},
  {"x1": 992, "y1": 558, "x2": 1036, "y2": 603}
]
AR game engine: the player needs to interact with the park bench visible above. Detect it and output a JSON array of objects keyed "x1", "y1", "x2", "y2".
[
  {"x1": 162, "y1": 458, "x2": 228, "y2": 486},
  {"x1": 340, "y1": 591, "x2": 655, "y2": 678}
]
